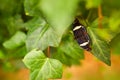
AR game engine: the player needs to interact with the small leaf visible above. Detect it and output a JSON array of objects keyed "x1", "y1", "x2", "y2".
[
  {"x1": 88, "y1": 27, "x2": 111, "y2": 65},
  {"x1": 25, "y1": 17, "x2": 62, "y2": 51},
  {"x1": 3, "y1": 31, "x2": 26, "y2": 49},
  {"x1": 23, "y1": 49, "x2": 62, "y2": 80}
]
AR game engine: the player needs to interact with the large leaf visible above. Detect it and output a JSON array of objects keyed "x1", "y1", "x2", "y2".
[
  {"x1": 25, "y1": 17, "x2": 62, "y2": 51},
  {"x1": 88, "y1": 27, "x2": 111, "y2": 65},
  {"x1": 23, "y1": 49, "x2": 62, "y2": 80},
  {"x1": 52, "y1": 34, "x2": 84, "y2": 66},
  {"x1": 39, "y1": 0, "x2": 79, "y2": 34},
  {"x1": 3, "y1": 31, "x2": 26, "y2": 49},
  {"x1": 24, "y1": 0, "x2": 79, "y2": 38}
]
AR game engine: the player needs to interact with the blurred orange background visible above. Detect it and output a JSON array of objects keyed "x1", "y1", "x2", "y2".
[{"x1": 0, "y1": 51, "x2": 120, "y2": 80}]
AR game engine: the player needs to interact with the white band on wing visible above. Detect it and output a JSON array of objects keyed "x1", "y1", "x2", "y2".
[
  {"x1": 73, "y1": 25, "x2": 82, "y2": 31},
  {"x1": 80, "y1": 41, "x2": 89, "y2": 46}
]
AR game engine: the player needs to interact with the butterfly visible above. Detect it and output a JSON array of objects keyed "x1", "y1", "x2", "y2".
[{"x1": 72, "y1": 18, "x2": 91, "y2": 51}]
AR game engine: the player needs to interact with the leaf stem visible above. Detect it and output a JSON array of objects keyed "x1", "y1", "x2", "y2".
[
  {"x1": 98, "y1": 5, "x2": 103, "y2": 28},
  {"x1": 47, "y1": 46, "x2": 50, "y2": 57}
]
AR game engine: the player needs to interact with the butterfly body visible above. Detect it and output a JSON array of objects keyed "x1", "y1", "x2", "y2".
[{"x1": 73, "y1": 19, "x2": 91, "y2": 51}]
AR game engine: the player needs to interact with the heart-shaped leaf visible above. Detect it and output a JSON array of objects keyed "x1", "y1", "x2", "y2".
[
  {"x1": 23, "y1": 49, "x2": 62, "y2": 80},
  {"x1": 88, "y1": 27, "x2": 111, "y2": 65},
  {"x1": 25, "y1": 17, "x2": 62, "y2": 51}
]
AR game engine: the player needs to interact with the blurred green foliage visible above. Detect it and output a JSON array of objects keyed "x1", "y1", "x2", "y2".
[{"x1": 0, "y1": 0, "x2": 120, "y2": 80}]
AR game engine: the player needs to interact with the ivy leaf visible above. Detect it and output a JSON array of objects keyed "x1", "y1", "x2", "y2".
[
  {"x1": 39, "y1": 0, "x2": 79, "y2": 34},
  {"x1": 88, "y1": 27, "x2": 111, "y2": 66},
  {"x1": 24, "y1": 0, "x2": 79, "y2": 51},
  {"x1": 90, "y1": 17, "x2": 120, "y2": 42},
  {"x1": 23, "y1": 49, "x2": 62, "y2": 80},
  {"x1": 3, "y1": 31, "x2": 26, "y2": 49},
  {"x1": 24, "y1": 0, "x2": 79, "y2": 39},
  {"x1": 52, "y1": 34, "x2": 84, "y2": 66},
  {"x1": 25, "y1": 17, "x2": 62, "y2": 51}
]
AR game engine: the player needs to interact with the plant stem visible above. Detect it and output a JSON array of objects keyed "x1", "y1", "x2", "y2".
[
  {"x1": 47, "y1": 46, "x2": 50, "y2": 57},
  {"x1": 98, "y1": 5, "x2": 103, "y2": 28}
]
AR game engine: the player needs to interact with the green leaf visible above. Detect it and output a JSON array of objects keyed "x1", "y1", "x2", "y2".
[
  {"x1": 24, "y1": 0, "x2": 79, "y2": 37},
  {"x1": 39, "y1": 0, "x2": 79, "y2": 34},
  {"x1": 108, "y1": 11, "x2": 120, "y2": 32},
  {"x1": 23, "y1": 49, "x2": 62, "y2": 80},
  {"x1": 0, "y1": 50, "x2": 5, "y2": 59},
  {"x1": 5, "y1": 15, "x2": 25, "y2": 35},
  {"x1": 24, "y1": 0, "x2": 41, "y2": 16},
  {"x1": 102, "y1": 0, "x2": 120, "y2": 9},
  {"x1": 86, "y1": 0, "x2": 101, "y2": 9},
  {"x1": 110, "y1": 33, "x2": 120, "y2": 54},
  {"x1": 24, "y1": 0, "x2": 80, "y2": 51},
  {"x1": 90, "y1": 18, "x2": 115, "y2": 42},
  {"x1": 52, "y1": 34, "x2": 84, "y2": 66},
  {"x1": 88, "y1": 27, "x2": 111, "y2": 66},
  {"x1": 3, "y1": 31, "x2": 26, "y2": 49},
  {"x1": 102, "y1": 0, "x2": 120, "y2": 17},
  {"x1": 26, "y1": 17, "x2": 62, "y2": 51},
  {"x1": 12, "y1": 46, "x2": 27, "y2": 58}
]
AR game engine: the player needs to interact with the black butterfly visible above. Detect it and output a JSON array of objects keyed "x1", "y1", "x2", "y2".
[{"x1": 72, "y1": 18, "x2": 91, "y2": 51}]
